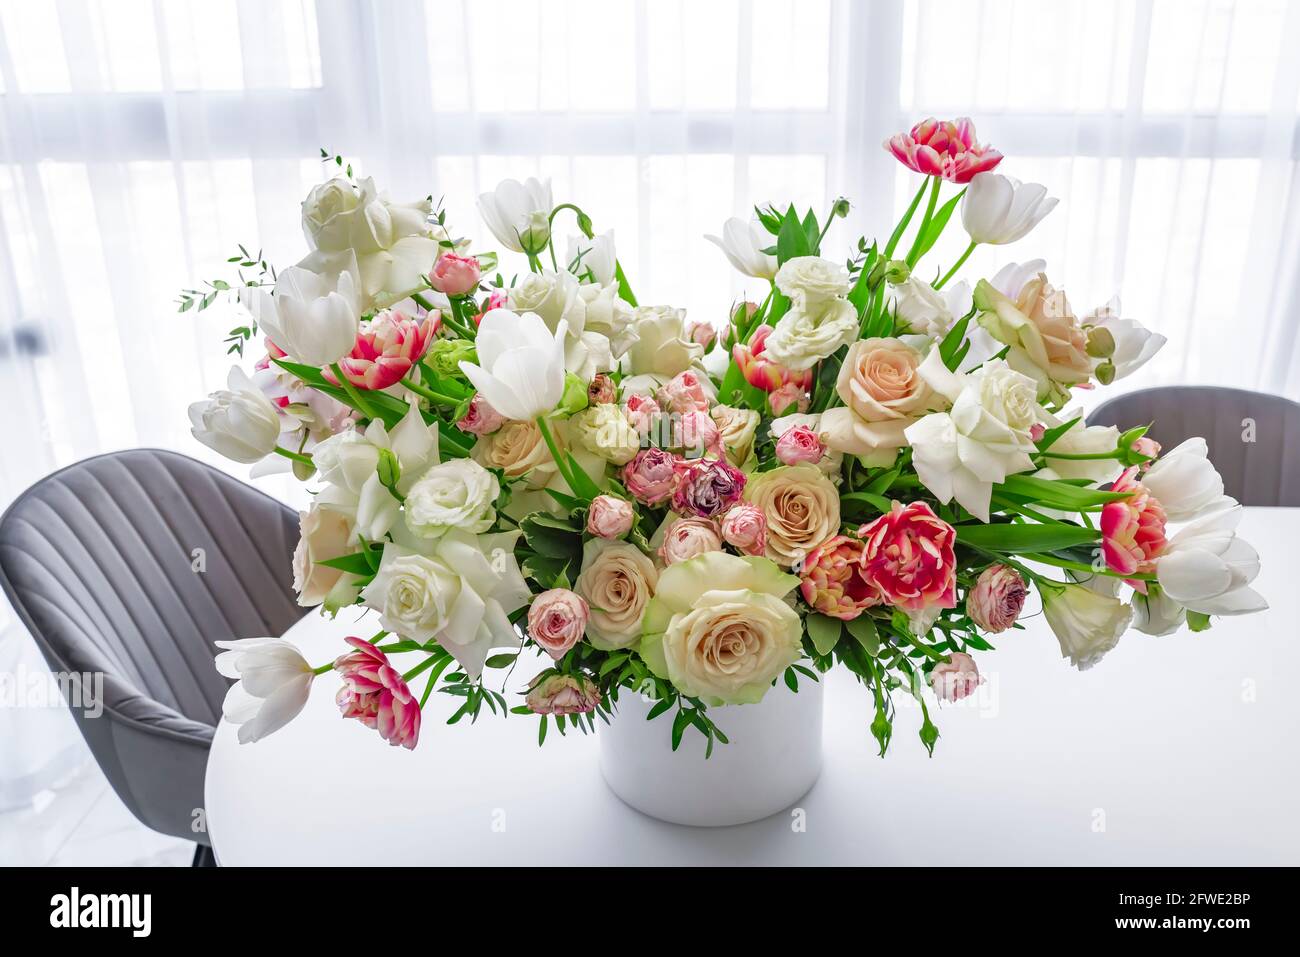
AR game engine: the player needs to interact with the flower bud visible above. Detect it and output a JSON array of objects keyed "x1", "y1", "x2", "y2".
[
  {"x1": 831, "y1": 196, "x2": 852, "y2": 219},
  {"x1": 1094, "y1": 359, "x2": 1116, "y2": 385},
  {"x1": 556, "y1": 372, "x2": 590, "y2": 416},
  {"x1": 1085, "y1": 325, "x2": 1116, "y2": 359}
]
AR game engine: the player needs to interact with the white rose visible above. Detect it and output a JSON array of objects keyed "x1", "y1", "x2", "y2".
[
  {"x1": 577, "y1": 281, "x2": 637, "y2": 358},
  {"x1": 404, "y1": 458, "x2": 500, "y2": 539},
  {"x1": 762, "y1": 298, "x2": 859, "y2": 372},
  {"x1": 575, "y1": 538, "x2": 659, "y2": 650},
  {"x1": 189, "y1": 366, "x2": 283, "y2": 464},
  {"x1": 621, "y1": 305, "x2": 704, "y2": 381},
  {"x1": 711, "y1": 404, "x2": 761, "y2": 467},
  {"x1": 1041, "y1": 581, "x2": 1133, "y2": 671},
  {"x1": 774, "y1": 256, "x2": 851, "y2": 306}
]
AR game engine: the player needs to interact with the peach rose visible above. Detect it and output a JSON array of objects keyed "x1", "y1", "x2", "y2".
[
  {"x1": 292, "y1": 505, "x2": 355, "y2": 607},
  {"x1": 587, "y1": 495, "x2": 634, "y2": 539},
  {"x1": 471, "y1": 419, "x2": 558, "y2": 488},
  {"x1": 819, "y1": 337, "x2": 935, "y2": 464},
  {"x1": 575, "y1": 538, "x2": 659, "y2": 650},
  {"x1": 742, "y1": 463, "x2": 841, "y2": 568},
  {"x1": 975, "y1": 273, "x2": 1092, "y2": 400},
  {"x1": 527, "y1": 588, "x2": 589, "y2": 660},
  {"x1": 658, "y1": 517, "x2": 723, "y2": 566}
]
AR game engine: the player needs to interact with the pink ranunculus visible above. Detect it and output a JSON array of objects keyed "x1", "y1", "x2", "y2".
[
  {"x1": 527, "y1": 588, "x2": 589, "y2": 660},
  {"x1": 1101, "y1": 466, "x2": 1168, "y2": 590},
  {"x1": 525, "y1": 673, "x2": 601, "y2": 716},
  {"x1": 428, "y1": 253, "x2": 481, "y2": 297},
  {"x1": 656, "y1": 369, "x2": 711, "y2": 415},
  {"x1": 775, "y1": 424, "x2": 824, "y2": 465},
  {"x1": 671, "y1": 457, "x2": 746, "y2": 518},
  {"x1": 587, "y1": 494, "x2": 635, "y2": 539},
  {"x1": 623, "y1": 393, "x2": 661, "y2": 440},
  {"x1": 859, "y1": 501, "x2": 957, "y2": 613},
  {"x1": 967, "y1": 564, "x2": 1027, "y2": 634},
  {"x1": 658, "y1": 517, "x2": 723, "y2": 566},
  {"x1": 929, "y1": 652, "x2": 982, "y2": 703},
  {"x1": 769, "y1": 381, "x2": 809, "y2": 416},
  {"x1": 731, "y1": 324, "x2": 814, "y2": 395},
  {"x1": 333, "y1": 637, "x2": 421, "y2": 749},
  {"x1": 456, "y1": 393, "x2": 506, "y2": 436},
  {"x1": 676, "y1": 409, "x2": 722, "y2": 459},
  {"x1": 588, "y1": 373, "x2": 616, "y2": 406},
  {"x1": 719, "y1": 504, "x2": 768, "y2": 556},
  {"x1": 799, "y1": 534, "x2": 881, "y2": 620},
  {"x1": 323, "y1": 310, "x2": 437, "y2": 392},
  {"x1": 622, "y1": 447, "x2": 679, "y2": 506},
  {"x1": 884, "y1": 117, "x2": 1003, "y2": 184}
]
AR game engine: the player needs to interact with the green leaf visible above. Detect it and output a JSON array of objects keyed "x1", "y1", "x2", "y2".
[
  {"x1": 956, "y1": 521, "x2": 1098, "y2": 552},
  {"x1": 848, "y1": 243, "x2": 877, "y2": 312},
  {"x1": 483, "y1": 653, "x2": 517, "y2": 669},
  {"x1": 913, "y1": 188, "x2": 966, "y2": 261},
  {"x1": 938, "y1": 308, "x2": 974, "y2": 370},
  {"x1": 316, "y1": 553, "x2": 378, "y2": 575},
  {"x1": 1187, "y1": 610, "x2": 1212, "y2": 632},
  {"x1": 842, "y1": 490, "x2": 893, "y2": 513},
  {"x1": 844, "y1": 615, "x2": 880, "y2": 656},
  {"x1": 998, "y1": 473, "x2": 1133, "y2": 509},
  {"x1": 776, "y1": 205, "x2": 812, "y2": 263},
  {"x1": 671, "y1": 709, "x2": 691, "y2": 751},
  {"x1": 783, "y1": 667, "x2": 799, "y2": 693},
  {"x1": 1035, "y1": 415, "x2": 1083, "y2": 453},
  {"x1": 646, "y1": 698, "x2": 674, "y2": 721},
  {"x1": 520, "y1": 512, "x2": 583, "y2": 560},
  {"x1": 537, "y1": 715, "x2": 548, "y2": 746},
  {"x1": 805, "y1": 613, "x2": 843, "y2": 657},
  {"x1": 562, "y1": 452, "x2": 604, "y2": 501}
]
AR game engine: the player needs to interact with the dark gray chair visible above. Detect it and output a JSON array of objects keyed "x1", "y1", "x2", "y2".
[
  {"x1": 1088, "y1": 386, "x2": 1300, "y2": 507},
  {"x1": 0, "y1": 449, "x2": 304, "y2": 865}
]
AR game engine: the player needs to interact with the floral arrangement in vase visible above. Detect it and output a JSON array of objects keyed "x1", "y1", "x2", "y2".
[{"x1": 186, "y1": 120, "x2": 1266, "y2": 758}]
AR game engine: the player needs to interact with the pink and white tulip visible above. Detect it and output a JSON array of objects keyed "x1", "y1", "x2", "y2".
[{"x1": 323, "y1": 309, "x2": 438, "y2": 391}]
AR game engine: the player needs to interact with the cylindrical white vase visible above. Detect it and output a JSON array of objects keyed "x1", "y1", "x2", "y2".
[{"x1": 598, "y1": 679, "x2": 824, "y2": 827}]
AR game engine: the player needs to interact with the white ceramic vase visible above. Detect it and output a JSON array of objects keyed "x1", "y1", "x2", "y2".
[{"x1": 598, "y1": 679, "x2": 824, "y2": 827}]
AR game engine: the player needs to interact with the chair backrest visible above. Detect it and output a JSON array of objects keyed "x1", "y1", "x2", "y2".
[
  {"x1": 0, "y1": 449, "x2": 303, "y2": 839},
  {"x1": 1087, "y1": 386, "x2": 1300, "y2": 507}
]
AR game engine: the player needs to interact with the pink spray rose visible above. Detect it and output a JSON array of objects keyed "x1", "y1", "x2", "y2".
[
  {"x1": 428, "y1": 253, "x2": 481, "y2": 297},
  {"x1": 688, "y1": 319, "x2": 717, "y2": 351},
  {"x1": 525, "y1": 673, "x2": 601, "y2": 716},
  {"x1": 671, "y1": 457, "x2": 746, "y2": 518},
  {"x1": 658, "y1": 517, "x2": 723, "y2": 566},
  {"x1": 967, "y1": 564, "x2": 1027, "y2": 634},
  {"x1": 769, "y1": 381, "x2": 809, "y2": 416},
  {"x1": 588, "y1": 373, "x2": 616, "y2": 406},
  {"x1": 333, "y1": 637, "x2": 421, "y2": 749},
  {"x1": 775, "y1": 424, "x2": 824, "y2": 465},
  {"x1": 885, "y1": 117, "x2": 1003, "y2": 184},
  {"x1": 859, "y1": 501, "x2": 957, "y2": 613},
  {"x1": 527, "y1": 588, "x2": 590, "y2": 660},
  {"x1": 676, "y1": 409, "x2": 722, "y2": 458},
  {"x1": 323, "y1": 310, "x2": 437, "y2": 392},
  {"x1": 587, "y1": 495, "x2": 635, "y2": 539},
  {"x1": 656, "y1": 369, "x2": 711, "y2": 414},
  {"x1": 799, "y1": 534, "x2": 881, "y2": 620},
  {"x1": 719, "y1": 504, "x2": 768, "y2": 556},
  {"x1": 622, "y1": 447, "x2": 679, "y2": 506},
  {"x1": 623, "y1": 393, "x2": 661, "y2": 440},
  {"x1": 456, "y1": 393, "x2": 506, "y2": 435},
  {"x1": 929, "y1": 652, "x2": 982, "y2": 703},
  {"x1": 1101, "y1": 466, "x2": 1167, "y2": 589},
  {"x1": 475, "y1": 288, "x2": 509, "y2": 326}
]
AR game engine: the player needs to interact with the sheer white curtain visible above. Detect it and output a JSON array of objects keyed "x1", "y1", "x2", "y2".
[{"x1": 0, "y1": 0, "x2": 1298, "y2": 799}]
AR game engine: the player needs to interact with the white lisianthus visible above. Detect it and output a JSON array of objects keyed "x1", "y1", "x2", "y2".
[
  {"x1": 620, "y1": 305, "x2": 705, "y2": 384},
  {"x1": 577, "y1": 281, "x2": 637, "y2": 358},
  {"x1": 215, "y1": 638, "x2": 314, "y2": 744},
  {"x1": 704, "y1": 218, "x2": 778, "y2": 280},
  {"x1": 1140, "y1": 438, "x2": 1234, "y2": 521},
  {"x1": 1132, "y1": 584, "x2": 1187, "y2": 637},
  {"x1": 565, "y1": 229, "x2": 617, "y2": 285},
  {"x1": 1155, "y1": 503, "x2": 1267, "y2": 616},
  {"x1": 361, "y1": 532, "x2": 530, "y2": 680},
  {"x1": 477, "y1": 177, "x2": 553, "y2": 254},
  {"x1": 240, "y1": 258, "x2": 361, "y2": 367},
  {"x1": 404, "y1": 458, "x2": 500, "y2": 539},
  {"x1": 459, "y1": 309, "x2": 569, "y2": 422},
  {"x1": 961, "y1": 172, "x2": 1057, "y2": 245},
  {"x1": 903, "y1": 352, "x2": 1039, "y2": 522},
  {"x1": 762, "y1": 298, "x2": 859, "y2": 372},
  {"x1": 894, "y1": 276, "x2": 972, "y2": 339},
  {"x1": 1034, "y1": 409, "x2": 1123, "y2": 485},
  {"x1": 189, "y1": 366, "x2": 283, "y2": 464},
  {"x1": 1081, "y1": 298, "x2": 1165, "y2": 381},
  {"x1": 774, "y1": 256, "x2": 851, "y2": 306},
  {"x1": 506, "y1": 270, "x2": 613, "y2": 380},
  {"x1": 1041, "y1": 581, "x2": 1133, "y2": 671}
]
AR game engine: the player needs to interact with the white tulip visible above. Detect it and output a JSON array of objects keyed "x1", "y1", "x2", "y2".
[
  {"x1": 1081, "y1": 298, "x2": 1166, "y2": 381},
  {"x1": 961, "y1": 172, "x2": 1058, "y2": 245},
  {"x1": 893, "y1": 276, "x2": 971, "y2": 339},
  {"x1": 1155, "y1": 503, "x2": 1267, "y2": 616},
  {"x1": 477, "y1": 177, "x2": 553, "y2": 254},
  {"x1": 459, "y1": 309, "x2": 568, "y2": 422},
  {"x1": 188, "y1": 366, "x2": 283, "y2": 464},
  {"x1": 1132, "y1": 585, "x2": 1187, "y2": 637},
  {"x1": 704, "y1": 218, "x2": 777, "y2": 280},
  {"x1": 566, "y1": 229, "x2": 618, "y2": 285},
  {"x1": 1041, "y1": 581, "x2": 1133, "y2": 671},
  {"x1": 1141, "y1": 438, "x2": 1233, "y2": 521},
  {"x1": 240, "y1": 257, "x2": 361, "y2": 366},
  {"x1": 215, "y1": 638, "x2": 314, "y2": 744},
  {"x1": 506, "y1": 270, "x2": 613, "y2": 380}
]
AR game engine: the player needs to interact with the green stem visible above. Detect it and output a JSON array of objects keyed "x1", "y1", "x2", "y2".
[
  {"x1": 739, "y1": 285, "x2": 776, "y2": 344},
  {"x1": 331, "y1": 363, "x2": 378, "y2": 420},
  {"x1": 1037, "y1": 450, "x2": 1122, "y2": 461},
  {"x1": 526, "y1": 252, "x2": 543, "y2": 274},
  {"x1": 535, "y1": 415, "x2": 578, "y2": 494},
  {"x1": 883, "y1": 180, "x2": 928, "y2": 259},
  {"x1": 935, "y1": 240, "x2": 976, "y2": 290},
  {"x1": 446, "y1": 296, "x2": 477, "y2": 338},
  {"x1": 400, "y1": 377, "x2": 460, "y2": 408},
  {"x1": 273, "y1": 446, "x2": 314, "y2": 466},
  {"x1": 905, "y1": 177, "x2": 942, "y2": 267},
  {"x1": 1022, "y1": 552, "x2": 1157, "y2": 582},
  {"x1": 402, "y1": 651, "x2": 449, "y2": 684}
]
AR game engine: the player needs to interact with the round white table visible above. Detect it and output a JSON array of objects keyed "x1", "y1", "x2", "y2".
[{"x1": 205, "y1": 507, "x2": 1300, "y2": 866}]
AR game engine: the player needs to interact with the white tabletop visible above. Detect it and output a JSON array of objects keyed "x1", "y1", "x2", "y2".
[{"x1": 205, "y1": 507, "x2": 1300, "y2": 866}]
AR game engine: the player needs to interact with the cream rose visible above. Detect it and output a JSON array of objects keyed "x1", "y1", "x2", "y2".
[
  {"x1": 742, "y1": 463, "x2": 841, "y2": 568},
  {"x1": 975, "y1": 274, "x2": 1092, "y2": 401},
  {"x1": 291, "y1": 505, "x2": 356, "y2": 608},
  {"x1": 638, "y1": 552, "x2": 803, "y2": 705},
  {"x1": 710, "y1": 404, "x2": 761, "y2": 468},
  {"x1": 575, "y1": 538, "x2": 659, "y2": 650},
  {"x1": 471, "y1": 420, "x2": 558, "y2": 488},
  {"x1": 404, "y1": 458, "x2": 500, "y2": 539},
  {"x1": 819, "y1": 337, "x2": 937, "y2": 463}
]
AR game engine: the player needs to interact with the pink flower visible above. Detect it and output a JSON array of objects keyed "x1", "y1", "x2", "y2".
[
  {"x1": 456, "y1": 393, "x2": 506, "y2": 435},
  {"x1": 588, "y1": 373, "x2": 616, "y2": 406},
  {"x1": 967, "y1": 564, "x2": 1027, "y2": 634},
  {"x1": 1101, "y1": 466, "x2": 1167, "y2": 589},
  {"x1": 622, "y1": 447, "x2": 679, "y2": 506},
  {"x1": 623, "y1": 393, "x2": 661, "y2": 439},
  {"x1": 323, "y1": 310, "x2": 437, "y2": 392},
  {"x1": 428, "y1": 253, "x2": 481, "y2": 297},
  {"x1": 719, "y1": 504, "x2": 767, "y2": 556},
  {"x1": 656, "y1": 369, "x2": 711, "y2": 415},
  {"x1": 1132, "y1": 436, "x2": 1161, "y2": 469},
  {"x1": 688, "y1": 320, "x2": 717, "y2": 351},
  {"x1": 799, "y1": 534, "x2": 881, "y2": 620},
  {"x1": 671, "y1": 457, "x2": 746, "y2": 518},
  {"x1": 731, "y1": 325, "x2": 814, "y2": 395},
  {"x1": 676, "y1": 409, "x2": 722, "y2": 458},
  {"x1": 587, "y1": 495, "x2": 635, "y2": 539},
  {"x1": 769, "y1": 381, "x2": 809, "y2": 416},
  {"x1": 858, "y1": 501, "x2": 957, "y2": 613},
  {"x1": 333, "y1": 637, "x2": 421, "y2": 749},
  {"x1": 658, "y1": 517, "x2": 723, "y2": 566},
  {"x1": 884, "y1": 117, "x2": 1003, "y2": 184},
  {"x1": 775, "y1": 425, "x2": 824, "y2": 465},
  {"x1": 476, "y1": 288, "x2": 509, "y2": 326},
  {"x1": 527, "y1": 588, "x2": 589, "y2": 660},
  {"x1": 929, "y1": 652, "x2": 982, "y2": 703},
  {"x1": 525, "y1": 673, "x2": 601, "y2": 716}
]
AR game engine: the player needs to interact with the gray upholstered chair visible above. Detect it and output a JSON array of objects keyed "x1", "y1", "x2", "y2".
[
  {"x1": 0, "y1": 449, "x2": 304, "y2": 865},
  {"x1": 1088, "y1": 386, "x2": 1300, "y2": 507}
]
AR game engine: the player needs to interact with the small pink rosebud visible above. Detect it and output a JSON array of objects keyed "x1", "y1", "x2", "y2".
[
  {"x1": 775, "y1": 424, "x2": 824, "y2": 465},
  {"x1": 456, "y1": 394, "x2": 506, "y2": 435},
  {"x1": 656, "y1": 370, "x2": 711, "y2": 415},
  {"x1": 769, "y1": 381, "x2": 808, "y2": 416},
  {"x1": 623, "y1": 393, "x2": 662, "y2": 440},
  {"x1": 719, "y1": 504, "x2": 767, "y2": 556},
  {"x1": 688, "y1": 320, "x2": 717, "y2": 351},
  {"x1": 967, "y1": 564, "x2": 1027, "y2": 634},
  {"x1": 1029, "y1": 423, "x2": 1046, "y2": 443},
  {"x1": 428, "y1": 253, "x2": 481, "y2": 297},
  {"x1": 929, "y1": 652, "x2": 982, "y2": 703},
  {"x1": 588, "y1": 373, "x2": 616, "y2": 406},
  {"x1": 525, "y1": 673, "x2": 601, "y2": 716},
  {"x1": 587, "y1": 495, "x2": 634, "y2": 539},
  {"x1": 527, "y1": 588, "x2": 589, "y2": 660},
  {"x1": 657, "y1": 517, "x2": 722, "y2": 566}
]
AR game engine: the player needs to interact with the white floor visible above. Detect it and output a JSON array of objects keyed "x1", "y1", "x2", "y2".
[{"x1": 0, "y1": 757, "x2": 193, "y2": 867}]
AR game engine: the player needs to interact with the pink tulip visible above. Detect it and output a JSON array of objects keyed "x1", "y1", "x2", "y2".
[
  {"x1": 859, "y1": 501, "x2": 957, "y2": 613},
  {"x1": 885, "y1": 117, "x2": 1003, "y2": 184},
  {"x1": 334, "y1": 637, "x2": 421, "y2": 749},
  {"x1": 1100, "y1": 466, "x2": 1167, "y2": 589},
  {"x1": 323, "y1": 310, "x2": 438, "y2": 391},
  {"x1": 429, "y1": 253, "x2": 482, "y2": 297}
]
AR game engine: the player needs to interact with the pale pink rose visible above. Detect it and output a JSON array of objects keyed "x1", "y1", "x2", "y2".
[
  {"x1": 587, "y1": 495, "x2": 635, "y2": 539},
  {"x1": 688, "y1": 320, "x2": 717, "y2": 351},
  {"x1": 456, "y1": 394, "x2": 506, "y2": 435},
  {"x1": 775, "y1": 425, "x2": 824, "y2": 465},
  {"x1": 656, "y1": 369, "x2": 711, "y2": 415},
  {"x1": 658, "y1": 517, "x2": 723, "y2": 566},
  {"x1": 929, "y1": 652, "x2": 982, "y2": 703},
  {"x1": 428, "y1": 253, "x2": 481, "y2": 297},
  {"x1": 623, "y1": 393, "x2": 661, "y2": 439},
  {"x1": 967, "y1": 564, "x2": 1027, "y2": 634},
  {"x1": 769, "y1": 380, "x2": 809, "y2": 416},
  {"x1": 859, "y1": 501, "x2": 957, "y2": 613},
  {"x1": 527, "y1": 588, "x2": 589, "y2": 660},
  {"x1": 588, "y1": 373, "x2": 616, "y2": 406},
  {"x1": 671, "y1": 457, "x2": 746, "y2": 518},
  {"x1": 719, "y1": 504, "x2": 767, "y2": 556},
  {"x1": 525, "y1": 673, "x2": 601, "y2": 715},
  {"x1": 676, "y1": 409, "x2": 721, "y2": 458},
  {"x1": 334, "y1": 637, "x2": 421, "y2": 749},
  {"x1": 818, "y1": 337, "x2": 934, "y2": 458},
  {"x1": 622, "y1": 447, "x2": 679, "y2": 505}
]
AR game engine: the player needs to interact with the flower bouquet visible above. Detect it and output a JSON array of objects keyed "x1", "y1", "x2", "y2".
[{"x1": 188, "y1": 120, "x2": 1266, "y2": 762}]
